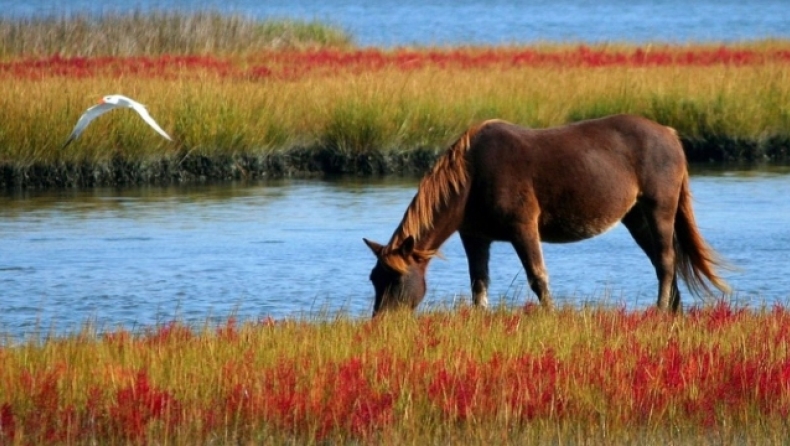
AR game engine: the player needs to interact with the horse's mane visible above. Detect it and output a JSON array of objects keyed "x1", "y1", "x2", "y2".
[{"x1": 387, "y1": 119, "x2": 503, "y2": 257}]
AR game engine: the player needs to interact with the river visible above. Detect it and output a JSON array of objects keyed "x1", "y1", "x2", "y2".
[
  {"x1": 2, "y1": 167, "x2": 789, "y2": 339},
  {"x1": 1, "y1": 0, "x2": 789, "y2": 339}
]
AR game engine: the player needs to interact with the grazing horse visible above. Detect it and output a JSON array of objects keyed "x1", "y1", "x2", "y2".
[{"x1": 364, "y1": 114, "x2": 729, "y2": 316}]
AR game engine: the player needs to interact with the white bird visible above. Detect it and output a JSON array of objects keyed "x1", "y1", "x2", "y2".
[{"x1": 62, "y1": 94, "x2": 173, "y2": 149}]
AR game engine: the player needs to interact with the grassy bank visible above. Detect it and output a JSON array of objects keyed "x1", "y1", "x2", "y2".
[
  {"x1": 1, "y1": 12, "x2": 789, "y2": 188},
  {"x1": 1, "y1": 303, "x2": 789, "y2": 444}
]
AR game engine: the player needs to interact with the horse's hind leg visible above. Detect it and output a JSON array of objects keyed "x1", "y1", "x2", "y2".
[
  {"x1": 510, "y1": 226, "x2": 554, "y2": 309},
  {"x1": 621, "y1": 201, "x2": 681, "y2": 311},
  {"x1": 460, "y1": 233, "x2": 492, "y2": 307}
]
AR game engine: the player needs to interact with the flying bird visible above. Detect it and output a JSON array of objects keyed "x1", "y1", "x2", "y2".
[{"x1": 62, "y1": 94, "x2": 173, "y2": 149}]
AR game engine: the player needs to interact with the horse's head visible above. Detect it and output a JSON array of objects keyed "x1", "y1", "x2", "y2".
[{"x1": 363, "y1": 236, "x2": 428, "y2": 317}]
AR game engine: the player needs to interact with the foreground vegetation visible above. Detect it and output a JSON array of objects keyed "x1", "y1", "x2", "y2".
[
  {"x1": 1, "y1": 12, "x2": 789, "y2": 188},
  {"x1": 1, "y1": 303, "x2": 789, "y2": 444}
]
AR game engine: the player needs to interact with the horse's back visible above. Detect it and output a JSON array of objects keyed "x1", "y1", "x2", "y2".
[
  {"x1": 463, "y1": 115, "x2": 687, "y2": 242},
  {"x1": 472, "y1": 114, "x2": 680, "y2": 157},
  {"x1": 468, "y1": 114, "x2": 685, "y2": 189}
]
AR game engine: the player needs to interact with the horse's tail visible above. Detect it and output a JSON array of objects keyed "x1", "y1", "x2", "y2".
[{"x1": 674, "y1": 172, "x2": 730, "y2": 297}]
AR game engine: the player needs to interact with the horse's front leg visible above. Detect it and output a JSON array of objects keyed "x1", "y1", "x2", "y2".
[
  {"x1": 511, "y1": 226, "x2": 554, "y2": 309},
  {"x1": 460, "y1": 233, "x2": 492, "y2": 308}
]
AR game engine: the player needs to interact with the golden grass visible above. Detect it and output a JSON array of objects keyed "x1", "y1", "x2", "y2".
[{"x1": 1, "y1": 60, "x2": 789, "y2": 166}]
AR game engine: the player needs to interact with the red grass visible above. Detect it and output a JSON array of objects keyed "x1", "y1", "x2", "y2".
[
  {"x1": 0, "y1": 54, "x2": 235, "y2": 80},
  {"x1": 3, "y1": 45, "x2": 790, "y2": 81},
  {"x1": 104, "y1": 370, "x2": 182, "y2": 441},
  {"x1": 2, "y1": 304, "x2": 790, "y2": 442}
]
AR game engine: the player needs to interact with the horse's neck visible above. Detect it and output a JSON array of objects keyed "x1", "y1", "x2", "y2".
[
  {"x1": 388, "y1": 134, "x2": 471, "y2": 252},
  {"x1": 389, "y1": 191, "x2": 464, "y2": 252}
]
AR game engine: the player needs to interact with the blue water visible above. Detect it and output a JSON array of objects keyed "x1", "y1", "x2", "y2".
[
  {"x1": 2, "y1": 170, "x2": 790, "y2": 340},
  {"x1": 3, "y1": 0, "x2": 789, "y2": 47},
  {"x1": 1, "y1": 1, "x2": 789, "y2": 340}
]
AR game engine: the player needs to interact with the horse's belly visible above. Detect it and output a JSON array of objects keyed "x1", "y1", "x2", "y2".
[
  {"x1": 536, "y1": 181, "x2": 638, "y2": 243},
  {"x1": 539, "y1": 217, "x2": 620, "y2": 243}
]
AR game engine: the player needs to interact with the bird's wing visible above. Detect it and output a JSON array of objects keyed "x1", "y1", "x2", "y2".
[
  {"x1": 61, "y1": 103, "x2": 118, "y2": 149},
  {"x1": 129, "y1": 102, "x2": 173, "y2": 141}
]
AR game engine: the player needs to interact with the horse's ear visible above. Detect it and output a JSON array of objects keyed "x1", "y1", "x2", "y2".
[
  {"x1": 398, "y1": 236, "x2": 415, "y2": 257},
  {"x1": 363, "y1": 238, "x2": 385, "y2": 256}
]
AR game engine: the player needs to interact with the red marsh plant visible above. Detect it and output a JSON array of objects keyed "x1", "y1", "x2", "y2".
[
  {"x1": 0, "y1": 54, "x2": 236, "y2": 81},
  {"x1": 248, "y1": 44, "x2": 790, "y2": 79},
  {"x1": 2, "y1": 303, "x2": 790, "y2": 444},
  {"x1": 3, "y1": 44, "x2": 790, "y2": 82}
]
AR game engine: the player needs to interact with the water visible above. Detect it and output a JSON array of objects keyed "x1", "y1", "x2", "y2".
[
  {"x1": 3, "y1": 0, "x2": 789, "y2": 47},
  {"x1": 1, "y1": 1, "x2": 789, "y2": 338},
  {"x1": 2, "y1": 168, "x2": 790, "y2": 339}
]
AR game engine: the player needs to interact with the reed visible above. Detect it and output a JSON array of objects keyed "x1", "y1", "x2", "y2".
[
  {"x1": 1, "y1": 303, "x2": 789, "y2": 444},
  {"x1": 0, "y1": 11, "x2": 352, "y2": 58}
]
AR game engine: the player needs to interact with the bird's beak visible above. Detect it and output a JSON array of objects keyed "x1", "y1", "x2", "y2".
[{"x1": 97, "y1": 98, "x2": 106, "y2": 104}]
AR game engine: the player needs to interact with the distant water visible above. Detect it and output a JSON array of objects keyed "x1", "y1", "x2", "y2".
[{"x1": 3, "y1": 0, "x2": 789, "y2": 47}]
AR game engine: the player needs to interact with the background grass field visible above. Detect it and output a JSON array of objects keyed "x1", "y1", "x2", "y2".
[{"x1": 1, "y1": 12, "x2": 789, "y2": 187}]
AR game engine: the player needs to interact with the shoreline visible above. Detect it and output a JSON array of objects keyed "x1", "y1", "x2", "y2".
[
  {"x1": 0, "y1": 146, "x2": 440, "y2": 189},
  {"x1": 2, "y1": 136, "x2": 788, "y2": 189}
]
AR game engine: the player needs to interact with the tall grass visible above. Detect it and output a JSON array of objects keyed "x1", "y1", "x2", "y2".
[
  {"x1": 2, "y1": 60, "x2": 788, "y2": 165},
  {"x1": 1, "y1": 303, "x2": 790, "y2": 444},
  {"x1": 0, "y1": 11, "x2": 353, "y2": 58}
]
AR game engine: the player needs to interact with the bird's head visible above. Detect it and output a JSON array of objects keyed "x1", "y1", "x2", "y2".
[{"x1": 100, "y1": 95, "x2": 129, "y2": 106}]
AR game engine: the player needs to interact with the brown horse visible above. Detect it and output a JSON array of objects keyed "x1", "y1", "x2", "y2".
[{"x1": 364, "y1": 114, "x2": 729, "y2": 316}]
